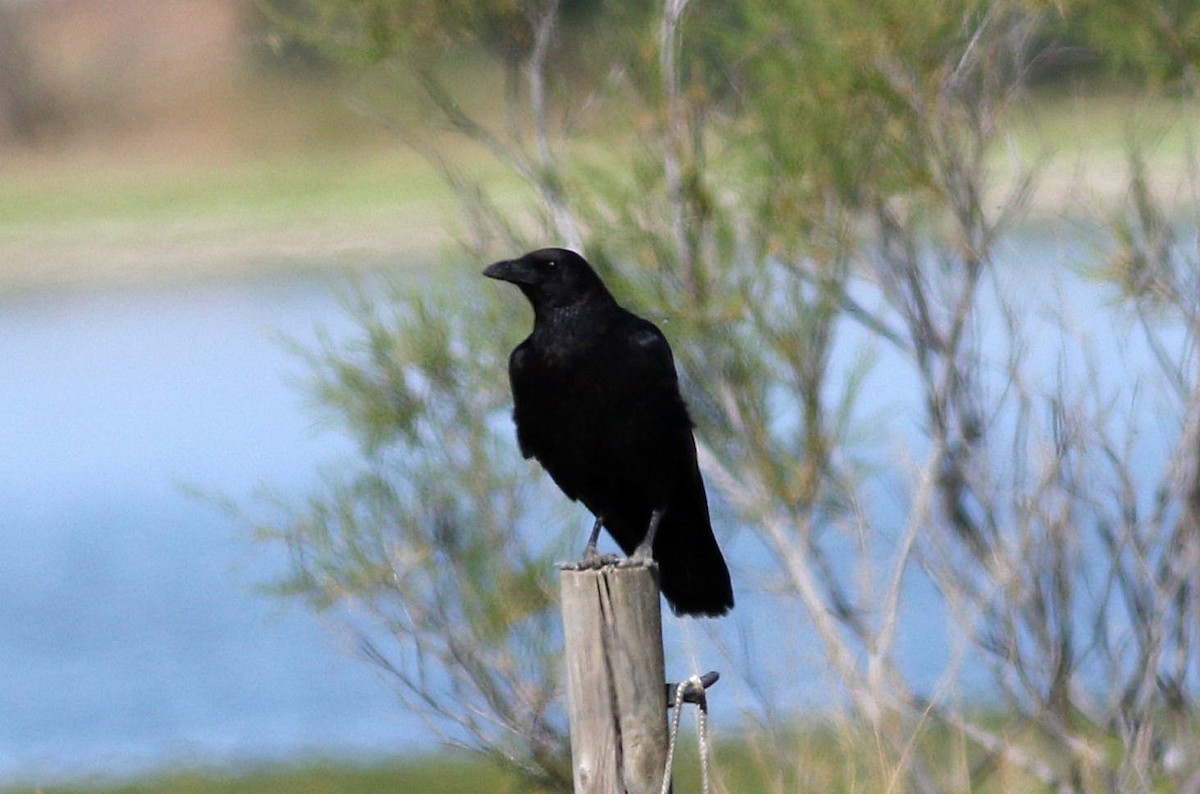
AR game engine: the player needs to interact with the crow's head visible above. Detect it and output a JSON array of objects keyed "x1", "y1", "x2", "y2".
[{"x1": 483, "y1": 248, "x2": 609, "y2": 310}]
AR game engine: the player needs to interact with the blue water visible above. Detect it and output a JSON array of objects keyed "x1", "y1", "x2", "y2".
[{"x1": 0, "y1": 277, "x2": 421, "y2": 785}]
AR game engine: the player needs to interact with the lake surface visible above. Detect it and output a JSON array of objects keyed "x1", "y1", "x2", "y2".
[
  {"x1": 0, "y1": 276, "x2": 425, "y2": 785},
  {"x1": 0, "y1": 236, "x2": 1186, "y2": 785}
]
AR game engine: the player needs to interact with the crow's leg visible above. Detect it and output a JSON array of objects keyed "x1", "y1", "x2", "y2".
[
  {"x1": 619, "y1": 508, "x2": 664, "y2": 567},
  {"x1": 574, "y1": 516, "x2": 617, "y2": 569},
  {"x1": 585, "y1": 515, "x2": 604, "y2": 550}
]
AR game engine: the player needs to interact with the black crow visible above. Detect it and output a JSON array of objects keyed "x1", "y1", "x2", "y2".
[{"x1": 484, "y1": 248, "x2": 733, "y2": 617}]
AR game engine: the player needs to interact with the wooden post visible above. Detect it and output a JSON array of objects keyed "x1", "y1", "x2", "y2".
[{"x1": 560, "y1": 563, "x2": 669, "y2": 794}]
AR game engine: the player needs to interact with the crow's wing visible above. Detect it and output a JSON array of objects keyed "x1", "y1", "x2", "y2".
[
  {"x1": 626, "y1": 318, "x2": 679, "y2": 389},
  {"x1": 507, "y1": 339, "x2": 542, "y2": 461}
]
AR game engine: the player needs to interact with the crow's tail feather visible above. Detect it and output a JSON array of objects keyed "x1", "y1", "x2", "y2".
[{"x1": 652, "y1": 507, "x2": 733, "y2": 618}]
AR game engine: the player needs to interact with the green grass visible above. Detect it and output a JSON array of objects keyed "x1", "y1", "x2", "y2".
[
  {"x1": 0, "y1": 729, "x2": 1028, "y2": 794},
  {"x1": 0, "y1": 69, "x2": 537, "y2": 293},
  {"x1": 1017, "y1": 87, "x2": 1195, "y2": 159},
  {"x1": 0, "y1": 741, "x2": 830, "y2": 794},
  {"x1": 0, "y1": 81, "x2": 1193, "y2": 296},
  {"x1": 8, "y1": 755, "x2": 551, "y2": 794},
  {"x1": 0, "y1": 84, "x2": 1184, "y2": 235},
  {"x1": 83, "y1": 724, "x2": 983, "y2": 794},
  {"x1": 7, "y1": 713, "x2": 1187, "y2": 793},
  {"x1": 0, "y1": 153, "x2": 435, "y2": 228},
  {"x1": 0, "y1": 62, "x2": 533, "y2": 235},
  {"x1": 0, "y1": 138, "x2": 526, "y2": 293}
]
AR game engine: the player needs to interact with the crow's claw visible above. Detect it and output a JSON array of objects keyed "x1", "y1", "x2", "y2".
[
  {"x1": 616, "y1": 543, "x2": 655, "y2": 568},
  {"x1": 558, "y1": 546, "x2": 619, "y2": 570},
  {"x1": 579, "y1": 548, "x2": 619, "y2": 569}
]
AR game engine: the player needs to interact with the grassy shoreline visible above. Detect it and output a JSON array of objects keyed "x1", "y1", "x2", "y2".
[
  {"x1": 1, "y1": 714, "x2": 1082, "y2": 794},
  {"x1": 1, "y1": 754, "x2": 548, "y2": 794},
  {"x1": 1, "y1": 92, "x2": 1195, "y2": 298}
]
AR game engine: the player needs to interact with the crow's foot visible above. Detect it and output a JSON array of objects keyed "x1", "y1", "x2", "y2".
[
  {"x1": 615, "y1": 542, "x2": 656, "y2": 568},
  {"x1": 558, "y1": 545, "x2": 619, "y2": 570},
  {"x1": 579, "y1": 545, "x2": 620, "y2": 569}
]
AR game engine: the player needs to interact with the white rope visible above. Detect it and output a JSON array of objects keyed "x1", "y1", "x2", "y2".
[
  {"x1": 696, "y1": 685, "x2": 712, "y2": 794},
  {"x1": 660, "y1": 674, "x2": 714, "y2": 794}
]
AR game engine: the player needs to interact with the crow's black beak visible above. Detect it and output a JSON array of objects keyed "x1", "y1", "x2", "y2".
[
  {"x1": 483, "y1": 258, "x2": 533, "y2": 284},
  {"x1": 482, "y1": 260, "x2": 511, "y2": 280}
]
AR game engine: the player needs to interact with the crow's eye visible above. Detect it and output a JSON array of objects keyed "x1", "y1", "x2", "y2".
[{"x1": 546, "y1": 260, "x2": 558, "y2": 269}]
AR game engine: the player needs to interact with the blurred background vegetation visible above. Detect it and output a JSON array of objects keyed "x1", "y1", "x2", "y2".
[
  {"x1": 0, "y1": 0, "x2": 1189, "y2": 294},
  {"x1": 4, "y1": 1, "x2": 1200, "y2": 792}
]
